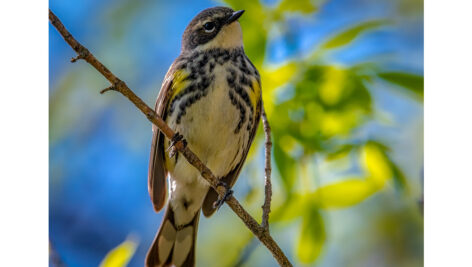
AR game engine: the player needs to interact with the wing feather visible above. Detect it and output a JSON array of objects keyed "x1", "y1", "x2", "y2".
[{"x1": 148, "y1": 63, "x2": 176, "y2": 212}]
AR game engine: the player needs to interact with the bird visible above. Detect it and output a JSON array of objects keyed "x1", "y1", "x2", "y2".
[{"x1": 145, "y1": 6, "x2": 262, "y2": 267}]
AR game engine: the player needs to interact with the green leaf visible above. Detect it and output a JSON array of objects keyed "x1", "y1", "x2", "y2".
[
  {"x1": 378, "y1": 72, "x2": 424, "y2": 97},
  {"x1": 325, "y1": 144, "x2": 355, "y2": 161},
  {"x1": 320, "y1": 20, "x2": 388, "y2": 50},
  {"x1": 296, "y1": 208, "x2": 326, "y2": 263},
  {"x1": 277, "y1": 0, "x2": 318, "y2": 14},
  {"x1": 273, "y1": 140, "x2": 297, "y2": 193},
  {"x1": 361, "y1": 143, "x2": 393, "y2": 188},
  {"x1": 99, "y1": 237, "x2": 138, "y2": 267},
  {"x1": 365, "y1": 140, "x2": 391, "y2": 153},
  {"x1": 262, "y1": 63, "x2": 298, "y2": 93},
  {"x1": 389, "y1": 160, "x2": 410, "y2": 193},
  {"x1": 312, "y1": 179, "x2": 377, "y2": 209},
  {"x1": 271, "y1": 194, "x2": 308, "y2": 222}
]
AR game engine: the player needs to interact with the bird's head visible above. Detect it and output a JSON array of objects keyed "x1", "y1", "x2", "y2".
[{"x1": 181, "y1": 7, "x2": 245, "y2": 52}]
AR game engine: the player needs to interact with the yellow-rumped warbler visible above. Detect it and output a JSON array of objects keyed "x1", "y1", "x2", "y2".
[{"x1": 146, "y1": 6, "x2": 262, "y2": 267}]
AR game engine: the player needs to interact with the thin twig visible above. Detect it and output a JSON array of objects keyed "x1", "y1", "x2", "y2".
[
  {"x1": 49, "y1": 9, "x2": 292, "y2": 267},
  {"x1": 261, "y1": 105, "x2": 272, "y2": 230},
  {"x1": 100, "y1": 85, "x2": 117, "y2": 94}
]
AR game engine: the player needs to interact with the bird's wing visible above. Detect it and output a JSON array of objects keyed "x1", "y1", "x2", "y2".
[
  {"x1": 202, "y1": 90, "x2": 262, "y2": 217},
  {"x1": 148, "y1": 63, "x2": 177, "y2": 212}
]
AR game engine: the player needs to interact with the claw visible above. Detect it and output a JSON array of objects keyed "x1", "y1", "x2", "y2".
[
  {"x1": 213, "y1": 181, "x2": 233, "y2": 209},
  {"x1": 167, "y1": 132, "x2": 186, "y2": 158}
]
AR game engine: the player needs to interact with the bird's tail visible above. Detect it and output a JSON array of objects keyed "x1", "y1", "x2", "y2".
[{"x1": 146, "y1": 205, "x2": 200, "y2": 267}]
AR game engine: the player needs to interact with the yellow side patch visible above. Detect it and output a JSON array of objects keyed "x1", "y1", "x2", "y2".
[
  {"x1": 169, "y1": 69, "x2": 190, "y2": 100},
  {"x1": 250, "y1": 79, "x2": 262, "y2": 112}
]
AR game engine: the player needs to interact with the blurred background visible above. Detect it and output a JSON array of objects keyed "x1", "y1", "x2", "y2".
[{"x1": 49, "y1": 0, "x2": 423, "y2": 266}]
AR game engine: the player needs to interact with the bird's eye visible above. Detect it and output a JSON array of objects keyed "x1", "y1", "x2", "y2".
[{"x1": 203, "y1": 22, "x2": 216, "y2": 33}]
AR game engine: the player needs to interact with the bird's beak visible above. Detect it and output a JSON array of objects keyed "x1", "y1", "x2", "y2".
[{"x1": 225, "y1": 10, "x2": 245, "y2": 25}]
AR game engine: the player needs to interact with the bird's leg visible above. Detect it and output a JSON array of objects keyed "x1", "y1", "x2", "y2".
[
  {"x1": 167, "y1": 132, "x2": 187, "y2": 158},
  {"x1": 213, "y1": 181, "x2": 233, "y2": 209}
]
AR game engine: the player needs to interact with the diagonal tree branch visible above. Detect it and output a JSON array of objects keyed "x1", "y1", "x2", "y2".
[{"x1": 49, "y1": 9, "x2": 291, "y2": 267}]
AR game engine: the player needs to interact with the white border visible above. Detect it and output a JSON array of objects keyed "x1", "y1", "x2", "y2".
[
  {"x1": 425, "y1": 0, "x2": 472, "y2": 266},
  {"x1": 1, "y1": 0, "x2": 472, "y2": 266},
  {"x1": 0, "y1": 1, "x2": 48, "y2": 266}
]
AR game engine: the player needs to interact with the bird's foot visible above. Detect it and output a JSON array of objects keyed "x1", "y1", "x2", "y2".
[
  {"x1": 167, "y1": 132, "x2": 187, "y2": 158},
  {"x1": 213, "y1": 181, "x2": 233, "y2": 209}
]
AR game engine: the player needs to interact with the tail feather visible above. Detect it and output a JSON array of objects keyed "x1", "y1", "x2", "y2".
[{"x1": 146, "y1": 206, "x2": 200, "y2": 267}]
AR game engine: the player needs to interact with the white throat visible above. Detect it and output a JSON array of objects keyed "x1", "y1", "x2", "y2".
[{"x1": 199, "y1": 22, "x2": 243, "y2": 50}]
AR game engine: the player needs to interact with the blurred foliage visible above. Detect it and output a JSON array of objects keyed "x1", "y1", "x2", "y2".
[{"x1": 220, "y1": 0, "x2": 423, "y2": 265}]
